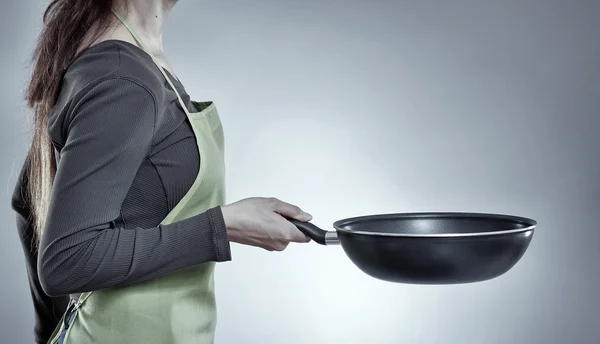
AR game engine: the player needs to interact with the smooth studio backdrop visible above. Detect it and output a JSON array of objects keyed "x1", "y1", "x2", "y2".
[{"x1": 1, "y1": 1, "x2": 598, "y2": 343}]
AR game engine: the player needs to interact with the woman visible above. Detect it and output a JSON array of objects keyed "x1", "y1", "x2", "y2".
[{"x1": 11, "y1": 0, "x2": 312, "y2": 343}]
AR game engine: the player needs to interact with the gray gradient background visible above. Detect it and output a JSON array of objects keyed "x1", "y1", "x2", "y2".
[{"x1": 1, "y1": 1, "x2": 598, "y2": 343}]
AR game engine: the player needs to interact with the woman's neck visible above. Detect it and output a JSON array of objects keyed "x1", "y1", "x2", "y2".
[
  {"x1": 113, "y1": 0, "x2": 176, "y2": 53},
  {"x1": 83, "y1": 0, "x2": 177, "y2": 57}
]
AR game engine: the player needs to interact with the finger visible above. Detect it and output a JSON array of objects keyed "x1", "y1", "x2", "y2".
[
  {"x1": 270, "y1": 198, "x2": 312, "y2": 221},
  {"x1": 273, "y1": 241, "x2": 289, "y2": 252},
  {"x1": 284, "y1": 222, "x2": 312, "y2": 243}
]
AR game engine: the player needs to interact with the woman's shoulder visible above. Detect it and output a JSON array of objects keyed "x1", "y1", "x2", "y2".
[
  {"x1": 48, "y1": 40, "x2": 166, "y2": 145},
  {"x1": 62, "y1": 40, "x2": 166, "y2": 100}
]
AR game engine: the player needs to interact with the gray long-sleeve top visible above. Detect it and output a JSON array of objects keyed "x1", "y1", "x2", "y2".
[{"x1": 11, "y1": 40, "x2": 231, "y2": 344}]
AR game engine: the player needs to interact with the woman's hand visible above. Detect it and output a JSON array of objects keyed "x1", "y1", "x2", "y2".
[{"x1": 220, "y1": 197, "x2": 312, "y2": 251}]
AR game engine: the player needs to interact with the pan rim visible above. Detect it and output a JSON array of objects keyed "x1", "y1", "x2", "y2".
[{"x1": 332, "y1": 212, "x2": 537, "y2": 238}]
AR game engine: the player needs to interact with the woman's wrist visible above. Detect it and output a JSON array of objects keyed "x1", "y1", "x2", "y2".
[
  {"x1": 219, "y1": 205, "x2": 233, "y2": 229},
  {"x1": 220, "y1": 204, "x2": 242, "y2": 241}
]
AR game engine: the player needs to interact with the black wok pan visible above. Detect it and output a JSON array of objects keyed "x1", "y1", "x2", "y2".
[{"x1": 290, "y1": 212, "x2": 536, "y2": 284}]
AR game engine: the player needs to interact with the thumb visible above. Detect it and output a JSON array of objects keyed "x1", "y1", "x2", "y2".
[
  {"x1": 290, "y1": 210, "x2": 312, "y2": 222},
  {"x1": 271, "y1": 199, "x2": 313, "y2": 222}
]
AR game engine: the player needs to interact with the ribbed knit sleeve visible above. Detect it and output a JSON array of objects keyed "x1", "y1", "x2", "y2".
[{"x1": 36, "y1": 77, "x2": 231, "y2": 297}]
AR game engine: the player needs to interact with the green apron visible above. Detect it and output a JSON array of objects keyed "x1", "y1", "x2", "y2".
[{"x1": 48, "y1": 7, "x2": 226, "y2": 344}]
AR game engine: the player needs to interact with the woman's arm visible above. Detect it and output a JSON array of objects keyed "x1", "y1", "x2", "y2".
[
  {"x1": 11, "y1": 155, "x2": 69, "y2": 344},
  {"x1": 36, "y1": 77, "x2": 231, "y2": 297}
]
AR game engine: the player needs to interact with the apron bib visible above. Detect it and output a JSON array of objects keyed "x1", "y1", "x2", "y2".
[{"x1": 48, "y1": 7, "x2": 226, "y2": 344}]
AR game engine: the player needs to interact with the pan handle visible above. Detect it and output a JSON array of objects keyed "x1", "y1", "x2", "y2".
[{"x1": 288, "y1": 219, "x2": 339, "y2": 246}]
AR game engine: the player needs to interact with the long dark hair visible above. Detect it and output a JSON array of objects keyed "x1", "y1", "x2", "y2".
[{"x1": 25, "y1": 0, "x2": 116, "y2": 244}]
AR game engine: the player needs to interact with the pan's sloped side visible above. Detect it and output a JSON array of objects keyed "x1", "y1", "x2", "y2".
[{"x1": 337, "y1": 230, "x2": 534, "y2": 284}]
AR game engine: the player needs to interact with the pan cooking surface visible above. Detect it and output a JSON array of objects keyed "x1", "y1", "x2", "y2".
[{"x1": 333, "y1": 213, "x2": 535, "y2": 237}]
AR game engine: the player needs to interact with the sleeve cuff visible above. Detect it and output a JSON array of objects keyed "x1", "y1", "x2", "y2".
[{"x1": 208, "y1": 206, "x2": 232, "y2": 262}]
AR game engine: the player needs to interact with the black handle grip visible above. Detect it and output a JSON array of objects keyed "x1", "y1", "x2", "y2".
[{"x1": 288, "y1": 219, "x2": 328, "y2": 245}]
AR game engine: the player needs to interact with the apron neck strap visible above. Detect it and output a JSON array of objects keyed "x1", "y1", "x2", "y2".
[{"x1": 110, "y1": 7, "x2": 191, "y2": 116}]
